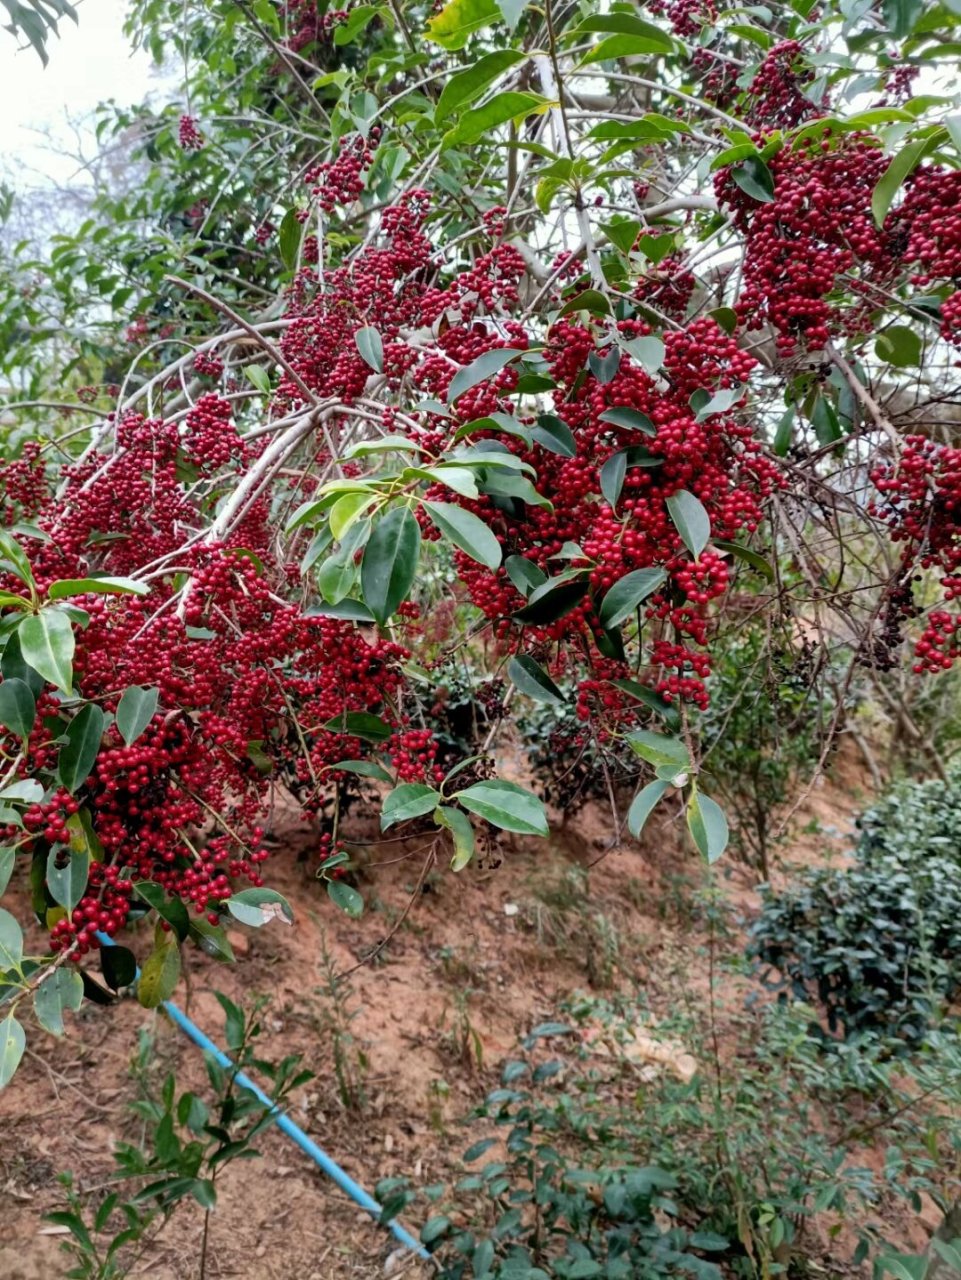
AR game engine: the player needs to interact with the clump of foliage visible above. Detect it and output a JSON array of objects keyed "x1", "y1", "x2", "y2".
[
  {"x1": 381, "y1": 997, "x2": 961, "y2": 1277},
  {"x1": 749, "y1": 764, "x2": 961, "y2": 1041},
  {"x1": 47, "y1": 993, "x2": 310, "y2": 1279},
  {"x1": 701, "y1": 627, "x2": 834, "y2": 875}
]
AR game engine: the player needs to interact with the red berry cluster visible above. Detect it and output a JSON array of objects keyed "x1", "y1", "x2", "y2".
[
  {"x1": 306, "y1": 129, "x2": 381, "y2": 214},
  {"x1": 178, "y1": 115, "x2": 205, "y2": 151}
]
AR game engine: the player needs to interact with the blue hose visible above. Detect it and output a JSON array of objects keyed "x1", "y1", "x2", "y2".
[{"x1": 95, "y1": 930, "x2": 429, "y2": 1261}]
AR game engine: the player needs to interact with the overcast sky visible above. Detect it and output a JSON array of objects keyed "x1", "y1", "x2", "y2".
[{"x1": 0, "y1": 0, "x2": 156, "y2": 190}]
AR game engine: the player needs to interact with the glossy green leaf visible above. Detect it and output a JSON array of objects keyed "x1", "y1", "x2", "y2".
[
  {"x1": 599, "y1": 447, "x2": 662, "y2": 509},
  {"x1": 456, "y1": 779, "x2": 548, "y2": 836},
  {"x1": 687, "y1": 790, "x2": 729, "y2": 863},
  {"x1": 627, "y1": 779, "x2": 671, "y2": 839},
  {"x1": 46, "y1": 576, "x2": 148, "y2": 600},
  {"x1": 424, "y1": 500, "x2": 502, "y2": 569},
  {"x1": 582, "y1": 33, "x2": 674, "y2": 65},
  {"x1": 712, "y1": 540, "x2": 775, "y2": 581},
  {"x1": 361, "y1": 506, "x2": 421, "y2": 624},
  {"x1": 355, "y1": 326, "x2": 384, "y2": 373},
  {"x1": 505, "y1": 555, "x2": 547, "y2": 598},
  {"x1": 508, "y1": 654, "x2": 565, "y2": 705},
  {"x1": 321, "y1": 711, "x2": 393, "y2": 741},
  {"x1": 531, "y1": 413, "x2": 576, "y2": 457},
  {"x1": 279, "y1": 208, "x2": 304, "y2": 271},
  {"x1": 0, "y1": 1014, "x2": 25, "y2": 1089},
  {"x1": 0, "y1": 906, "x2": 24, "y2": 971},
  {"x1": 444, "y1": 92, "x2": 547, "y2": 147},
  {"x1": 47, "y1": 844, "x2": 91, "y2": 916},
  {"x1": 17, "y1": 609, "x2": 75, "y2": 694},
  {"x1": 875, "y1": 324, "x2": 923, "y2": 367},
  {"x1": 731, "y1": 156, "x2": 775, "y2": 203},
  {"x1": 100, "y1": 943, "x2": 138, "y2": 990},
  {"x1": 116, "y1": 686, "x2": 159, "y2": 746},
  {"x1": 666, "y1": 490, "x2": 711, "y2": 558},
  {"x1": 58, "y1": 703, "x2": 105, "y2": 794},
  {"x1": 435, "y1": 50, "x2": 526, "y2": 122},
  {"x1": 872, "y1": 132, "x2": 944, "y2": 227},
  {"x1": 597, "y1": 568, "x2": 667, "y2": 629},
  {"x1": 598, "y1": 407, "x2": 656, "y2": 436},
  {"x1": 436, "y1": 805, "x2": 476, "y2": 870},
  {"x1": 626, "y1": 729, "x2": 689, "y2": 772},
  {"x1": 0, "y1": 531, "x2": 35, "y2": 588},
  {"x1": 0, "y1": 678, "x2": 36, "y2": 739},
  {"x1": 514, "y1": 575, "x2": 588, "y2": 624},
  {"x1": 381, "y1": 783, "x2": 443, "y2": 829},
  {"x1": 448, "y1": 348, "x2": 524, "y2": 402}
]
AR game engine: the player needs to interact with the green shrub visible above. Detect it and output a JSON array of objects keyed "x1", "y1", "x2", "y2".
[{"x1": 748, "y1": 764, "x2": 961, "y2": 1041}]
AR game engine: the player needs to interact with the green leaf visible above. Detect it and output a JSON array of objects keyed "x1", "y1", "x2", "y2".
[
  {"x1": 132, "y1": 882, "x2": 190, "y2": 940},
  {"x1": 505, "y1": 555, "x2": 547, "y2": 598},
  {"x1": 531, "y1": 413, "x2": 576, "y2": 457},
  {"x1": 279, "y1": 208, "x2": 304, "y2": 272},
  {"x1": 712, "y1": 539, "x2": 775, "y2": 581},
  {"x1": 444, "y1": 92, "x2": 547, "y2": 147},
  {"x1": 137, "y1": 934, "x2": 181, "y2": 1008},
  {"x1": 425, "y1": 0, "x2": 498, "y2": 47},
  {"x1": 687, "y1": 791, "x2": 729, "y2": 863},
  {"x1": 189, "y1": 917, "x2": 235, "y2": 962},
  {"x1": 597, "y1": 568, "x2": 667, "y2": 629},
  {"x1": 424, "y1": 501, "x2": 502, "y2": 569},
  {"x1": 245, "y1": 365, "x2": 271, "y2": 394},
  {"x1": 0, "y1": 1014, "x2": 25, "y2": 1089},
  {"x1": 47, "y1": 844, "x2": 91, "y2": 916},
  {"x1": 557, "y1": 289, "x2": 611, "y2": 319},
  {"x1": 666, "y1": 490, "x2": 711, "y2": 558},
  {"x1": 514, "y1": 575, "x2": 588, "y2": 624},
  {"x1": 876, "y1": 1254, "x2": 928, "y2": 1280},
  {"x1": 0, "y1": 848, "x2": 14, "y2": 898},
  {"x1": 361, "y1": 506, "x2": 421, "y2": 624},
  {"x1": 100, "y1": 943, "x2": 138, "y2": 990},
  {"x1": 508, "y1": 655, "x2": 565, "y2": 705},
  {"x1": 58, "y1": 703, "x2": 105, "y2": 794},
  {"x1": 436, "y1": 805, "x2": 476, "y2": 870},
  {"x1": 330, "y1": 491, "x2": 378, "y2": 541},
  {"x1": 611, "y1": 677, "x2": 680, "y2": 727},
  {"x1": 307, "y1": 600, "x2": 376, "y2": 623},
  {"x1": 435, "y1": 50, "x2": 526, "y2": 123},
  {"x1": 872, "y1": 133, "x2": 942, "y2": 227},
  {"x1": 574, "y1": 12, "x2": 674, "y2": 46},
  {"x1": 623, "y1": 335, "x2": 665, "y2": 374},
  {"x1": 116, "y1": 686, "x2": 159, "y2": 746},
  {"x1": 327, "y1": 880, "x2": 364, "y2": 917},
  {"x1": 731, "y1": 156, "x2": 776, "y2": 203},
  {"x1": 875, "y1": 324, "x2": 923, "y2": 367},
  {"x1": 355, "y1": 326, "x2": 384, "y2": 373},
  {"x1": 495, "y1": 0, "x2": 527, "y2": 29},
  {"x1": 17, "y1": 609, "x2": 75, "y2": 694},
  {"x1": 582, "y1": 33, "x2": 674, "y2": 66},
  {"x1": 330, "y1": 758, "x2": 394, "y2": 782},
  {"x1": 600, "y1": 447, "x2": 662, "y2": 508},
  {"x1": 381, "y1": 783, "x2": 443, "y2": 829},
  {"x1": 601, "y1": 217, "x2": 640, "y2": 254},
  {"x1": 34, "y1": 968, "x2": 84, "y2": 1036},
  {"x1": 626, "y1": 729, "x2": 689, "y2": 771},
  {"x1": 628, "y1": 779, "x2": 671, "y2": 838},
  {"x1": 322, "y1": 711, "x2": 393, "y2": 742},
  {"x1": 226, "y1": 888, "x2": 294, "y2": 927},
  {"x1": 598, "y1": 407, "x2": 656, "y2": 436},
  {"x1": 448, "y1": 348, "x2": 524, "y2": 403},
  {"x1": 456, "y1": 780, "x2": 548, "y2": 836},
  {"x1": 333, "y1": 3, "x2": 381, "y2": 45},
  {"x1": 0, "y1": 678, "x2": 36, "y2": 739},
  {"x1": 589, "y1": 347, "x2": 621, "y2": 384},
  {"x1": 46, "y1": 577, "x2": 148, "y2": 600},
  {"x1": 0, "y1": 906, "x2": 24, "y2": 971},
  {"x1": 0, "y1": 530, "x2": 35, "y2": 588}
]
